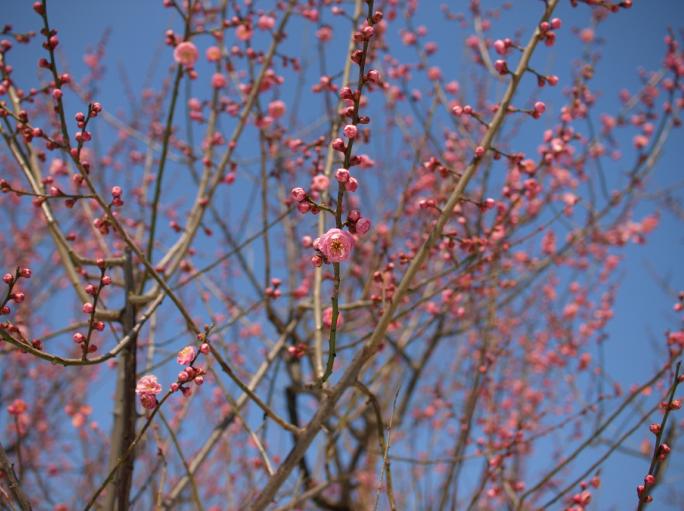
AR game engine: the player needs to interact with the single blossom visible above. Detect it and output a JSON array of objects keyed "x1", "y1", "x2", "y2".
[
  {"x1": 177, "y1": 345, "x2": 196, "y2": 365},
  {"x1": 136, "y1": 374, "x2": 162, "y2": 396},
  {"x1": 174, "y1": 41, "x2": 199, "y2": 67},
  {"x1": 268, "y1": 100, "x2": 286, "y2": 119},
  {"x1": 319, "y1": 228, "x2": 355, "y2": 263},
  {"x1": 205, "y1": 46, "x2": 221, "y2": 62}
]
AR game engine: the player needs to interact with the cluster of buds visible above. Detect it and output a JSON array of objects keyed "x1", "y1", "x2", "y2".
[
  {"x1": 170, "y1": 341, "x2": 211, "y2": 397},
  {"x1": 312, "y1": 75, "x2": 338, "y2": 94},
  {"x1": 346, "y1": 209, "x2": 371, "y2": 235},
  {"x1": 92, "y1": 216, "x2": 112, "y2": 235},
  {"x1": 111, "y1": 186, "x2": 124, "y2": 207},
  {"x1": 1, "y1": 267, "x2": 31, "y2": 315},
  {"x1": 73, "y1": 265, "x2": 110, "y2": 354},
  {"x1": 334, "y1": 167, "x2": 359, "y2": 192},
  {"x1": 493, "y1": 38, "x2": 514, "y2": 56},
  {"x1": 290, "y1": 186, "x2": 317, "y2": 214},
  {"x1": 451, "y1": 103, "x2": 475, "y2": 117},
  {"x1": 7, "y1": 398, "x2": 28, "y2": 416},
  {"x1": 538, "y1": 17, "x2": 562, "y2": 47},
  {"x1": 371, "y1": 263, "x2": 397, "y2": 303},
  {"x1": 265, "y1": 277, "x2": 282, "y2": 299}
]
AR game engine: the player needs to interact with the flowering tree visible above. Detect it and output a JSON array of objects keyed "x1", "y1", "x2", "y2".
[{"x1": 1, "y1": 0, "x2": 683, "y2": 509}]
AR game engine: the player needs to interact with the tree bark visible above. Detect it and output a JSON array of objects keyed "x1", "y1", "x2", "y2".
[{"x1": 103, "y1": 250, "x2": 138, "y2": 511}]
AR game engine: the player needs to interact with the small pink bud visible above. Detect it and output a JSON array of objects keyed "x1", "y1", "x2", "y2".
[
  {"x1": 367, "y1": 69, "x2": 381, "y2": 83},
  {"x1": 3, "y1": 273, "x2": 13, "y2": 284},
  {"x1": 356, "y1": 217, "x2": 371, "y2": 235},
  {"x1": 335, "y1": 168, "x2": 350, "y2": 183},
  {"x1": 345, "y1": 176, "x2": 358, "y2": 192},
  {"x1": 534, "y1": 101, "x2": 546, "y2": 114},
  {"x1": 82, "y1": 303, "x2": 94, "y2": 314},
  {"x1": 494, "y1": 60, "x2": 508, "y2": 75},
  {"x1": 200, "y1": 343, "x2": 210, "y2": 354},
  {"x1": 290, "y1": 187, "x2": 306, "y2": 202},
  {"x1": 343, "y1": 124, "x2": 358, "y2": 139},
  {"x1": 211, "y1": 73, "x2": 226, "y2": 89}
]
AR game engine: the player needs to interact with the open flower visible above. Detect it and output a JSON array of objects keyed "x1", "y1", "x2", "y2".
[
  {"x1": 174, "y1": 41, "x2": 198, "y2": 68},
  {"x1": 319, "y1": 228, "x2": 354, "y2": 263},
  {"x1": 177, "y1": 345, "x2": 196, "y2": 366},
  {"x1": 136, "y1": 374, "x2": 162, "y2": 396}
]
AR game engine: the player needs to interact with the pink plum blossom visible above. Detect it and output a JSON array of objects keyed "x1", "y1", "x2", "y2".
[
  {"x1": 173, "y1": 41, "x2": 199, "y2": 67},
  {"x1": 177, "y1": 345, "x2": 196, "y2": 365},
  {"x1": 136, "y1": 374, "x2": 162, "y2": 395},
  {"x1": 319, "y1": 228, "x2": 355, "y2": 263}
]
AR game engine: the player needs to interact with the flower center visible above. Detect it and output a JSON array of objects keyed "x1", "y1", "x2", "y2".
[{"x1": 330, "y1": 239, "x2": 344, "y2": 256}]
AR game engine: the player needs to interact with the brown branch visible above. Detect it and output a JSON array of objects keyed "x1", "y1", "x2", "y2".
[{"x1": 0, "y1": 443, "x2": 32, "y2": 511}]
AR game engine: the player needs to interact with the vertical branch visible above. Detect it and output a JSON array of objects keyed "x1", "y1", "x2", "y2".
[
  {"x1": 313, "y1": 0, "x2": 364, "y2": 380},
  {"x1": 321, "y1": 0, "x2": 376, "y2": 383},
  {"x1": 103, "y1": 249, "x2": 138, "y2": 511},
  {"x1": 0, "y1": 443, "x2": 32, "y2": 511},
  {"x1": 356, "y1": 382, "x2": 397, "y2": 511}
]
